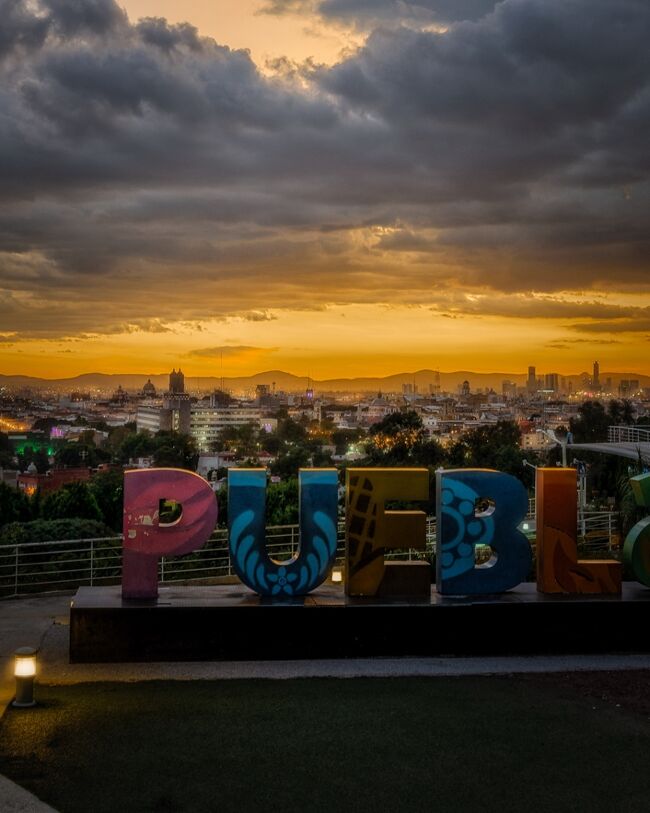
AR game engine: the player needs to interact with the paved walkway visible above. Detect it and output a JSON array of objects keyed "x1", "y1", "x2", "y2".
[
  {"x1": 3, "y1": 590, "x2": 650, "y2": 813},
  {"x1": 0, "y1": 775, "x2": 58, "y2": 813},
  {"x1": 0, "y1": 595, "x2": 70, "y2": 813},
  {"x1": 3, "y1": 592, "x2": 650, "y2": 698}
]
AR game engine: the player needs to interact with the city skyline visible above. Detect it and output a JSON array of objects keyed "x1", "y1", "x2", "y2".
[
  {"x1": 1, "y1": 0, "x2": 648, "y2": 378},
  {"x1": 2, "y1": 362, "x2": 647, "y2": 396}
]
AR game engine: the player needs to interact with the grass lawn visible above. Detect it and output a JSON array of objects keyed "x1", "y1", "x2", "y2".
[{"x1": 1, "y1": 675, "x2": 650, "y2": 813}]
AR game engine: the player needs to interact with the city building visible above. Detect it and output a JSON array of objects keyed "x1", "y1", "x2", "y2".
[
  {"x1": 142, "y1": 379, "x2": 157, "y2": 397},
  {"x1": 502, "y1": 380, "x2": 517, "y2": 399},
  {"x1": 544, "y1": 373, "x2": 559, "y2": 393},
  {"x1": 190, "y1": 405, "x2": 264, "y2": 452},
  {"x1": 17, "y1": 467, "x2": 92, "y2": 496},
  {"x1": 136, "y1": 368, "x2": 191, "y2": 434},
  {"x1": 527, "y1": 366, "x2": 537, "y2": 394},
  {"x1": 619, "y1": 379, "x2": 640, "y2": 397}
]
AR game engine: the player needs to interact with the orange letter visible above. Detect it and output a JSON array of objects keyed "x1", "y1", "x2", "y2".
[{"x1": 536, "y1": 468, "x2": 620, "y2": 594}]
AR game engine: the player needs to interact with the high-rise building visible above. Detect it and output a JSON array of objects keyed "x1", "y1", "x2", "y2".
[
  {"x1": 593, "y1": 361, "x2": 600, "y2": 390},
  {"x1": 527, "y1": 366, "x2": 537, "y2": 393},
  {"x1": 544, "y1": 373, "x2": 559, "y2": 393},
  {"x1": 190, "y1": 405, "x2": 263, "y2": 452},
  {"x1": 618, "y1": 379, "x2": 639, "y2": 397}
]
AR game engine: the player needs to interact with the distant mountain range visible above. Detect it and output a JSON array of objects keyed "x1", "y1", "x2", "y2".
[{"x1": 1, "y1": 369, "x2": 649, "y2": 395}]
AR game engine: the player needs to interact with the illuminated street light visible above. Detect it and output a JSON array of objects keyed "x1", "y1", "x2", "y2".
[{"x1": 13, "y1": 647, "x2": 37, "y2": 708}]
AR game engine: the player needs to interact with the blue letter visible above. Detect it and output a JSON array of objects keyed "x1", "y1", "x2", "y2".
[
  {"x1": 436, "y1": 469, "x2": 531, "y2": 595},
  {"x1": 228, "y1": 469, "x2": 339, "y2": 596}
]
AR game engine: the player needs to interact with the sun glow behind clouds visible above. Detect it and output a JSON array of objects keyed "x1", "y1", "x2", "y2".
[
  {"x1": 2, "y1": 301, "x2": 648, "y2": 379},
  {"x1": 1, "y1": 0, "x2": 648, "y2": 378},
  {"x1": 120, "y1": 0, "x2": 361, "y2": 68}
]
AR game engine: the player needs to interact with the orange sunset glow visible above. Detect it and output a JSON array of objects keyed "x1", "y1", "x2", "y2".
[{"x1": 0, "y1": 0, "x2": 648, "y2": 381}]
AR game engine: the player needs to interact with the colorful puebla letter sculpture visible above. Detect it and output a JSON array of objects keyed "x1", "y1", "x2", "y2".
[
  {"x1": 345, "y1": 468, "x2": 430, "y2": 597},
  {"x1": 122, "y1": 468, "x2": 218, "y2": 599},
  {"x1": 228, "y1": 468, "x2": 338, "y2": 596},
  {"x1": 536, "y1": 467, "x2": 621, "y2": 594},
  {"x1": 436, "y1": 469, "x2": 532, "y2": 595},
  {"x1": 623, "y1": 473, "x2": 650, "y2": 587}
]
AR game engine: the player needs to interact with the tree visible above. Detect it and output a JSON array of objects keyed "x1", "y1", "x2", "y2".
[
  {"x1": 620, "y1": 399, "x2": 635, "y2": 425},
  {"x1": 266, "y1": 479, "x2": 300, "y2": 525},
  {"x1": 365, "y1": 411, "x2": 438, "y2": 466},
  {"x1": 0, "y1": 482, "x2": 32, "y2": 527},
  {"x1": 41, "y1": 482, "x2": 103, "y2": 522},
  {"x1": 270, "y1": 447, "x2": 310, "y2": 480},
  {"x1": 277, "y1": 417, "x2": 307, "y2": 445},
  {"x1": 0, "y1": 518, "x2": 115, "y2": 546},
  {"x1": 215, "y1": 424, "x2": 259, "y2": 457},
  {"x1": 447, "y1": 421, "x2": 530, "y2": 483},
  {"x1": 369, "y1": 410, "x2": 424, "y2": 437},
  {"x1": 152, "y1": 432, "x2": 198, "y2": 470},
  {"x1": 116, "y1": 431, "x2": 157, "y2": 463},
  {"x1": 54, "y1": 442, "x2": 104, "y2": 468},
  {"x1": 259, "y1": 434, "x2": 281, "y2": 455},
  {"x1": 332, "y1": 428, "x2": 365, "y2": 456},
  {"x1": 569, "y1": 401, "x2": 609, "y2": 443},
  {"x1": 89, "y1": 469, "x2": 124, "y2": 531},
  {"x1": 0, "y1": 431, "x2": 15, "y2": 468}
]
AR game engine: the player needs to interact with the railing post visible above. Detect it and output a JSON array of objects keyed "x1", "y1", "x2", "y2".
[
  {"x1": 90, "y1": 539, "x2": 94, "y2": 586},
  {"x1": 161, "y1": 557, "x2": 165, "y2": 583},
  {"x1": 14, "y1": 545, "x2": 18, "y2": 597}
]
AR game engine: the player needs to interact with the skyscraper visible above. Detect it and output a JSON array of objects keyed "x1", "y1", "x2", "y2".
[
  {"x1": 593, "y1": 361, "x2": 600, "y2": 390},
  {"x1": 527, "y1": 366, "x2": 537, "y2": 394}
]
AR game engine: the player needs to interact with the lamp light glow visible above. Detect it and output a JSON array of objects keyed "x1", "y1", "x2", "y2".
[
  {"x1": 13, "y1": 647, "x2": 37, "y2": 708},
  {"x1": 15, "y1": 656, "x2": 36, "y2": 678},
  {"x1": 332, "y1": 567, "x2": 343, "y2": 583}
]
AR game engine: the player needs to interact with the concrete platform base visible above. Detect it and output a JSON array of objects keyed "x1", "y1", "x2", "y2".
[{"x1": 69, "y1": 582, "x2": 650, "y2": 663}]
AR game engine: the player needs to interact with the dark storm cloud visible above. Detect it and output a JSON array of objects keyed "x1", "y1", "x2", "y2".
[
  {"x1": 136, "y1": 18, "x2": 203, "y2": 52},
  {"x1": 43, "y1": 0, "x2": 127, "y2": 36},
  {"x1": 0, "y1": 0, "x2": 50, "y2": 58},
  {"x1": 261, "y1": 0, "x2": 498, "y2": 25},
  {"x1": 0, "y1": 0, "x2": 649, "y2": 338}
]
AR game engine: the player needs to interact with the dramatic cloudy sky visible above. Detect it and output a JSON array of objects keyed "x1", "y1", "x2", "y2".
[{"x1": 0, "y1": 0, "x2": 648, "y2": 378}]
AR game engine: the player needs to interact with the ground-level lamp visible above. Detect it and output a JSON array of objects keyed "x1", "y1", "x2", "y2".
[
  {"x1": 331, "y1": 567, "x2": 343, "y2": 584},
  {"x1": 13, "y1": 647, "x2": 37, "y2": 708}
]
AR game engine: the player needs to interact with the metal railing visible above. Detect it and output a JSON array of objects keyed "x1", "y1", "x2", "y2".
[
  {"x1": 577, "y1": 511, "x2": 620, "y2": 550},
  {"x1": 0, "y1": 510, "x2": 620, "y2": 599},
  {"x1": 0, "y1": 520, "x2": 438, "y2": 598},
  {"x1": 608, "y1": 425, "x2": 650, "y2": 444}
]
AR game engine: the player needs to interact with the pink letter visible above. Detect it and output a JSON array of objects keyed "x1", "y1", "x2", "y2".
[{"x1": 122, "y1": 469, "x2": 217, "y2": 599}]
